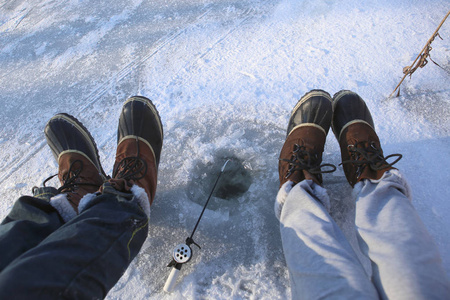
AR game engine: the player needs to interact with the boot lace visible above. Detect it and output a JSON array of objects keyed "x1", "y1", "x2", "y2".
[
  {"x1": 38, "y1": 160, "x2": 100, "y2": 194},
  {"x1": 280, "y1": 144, "x2": 336, "y2": 179},
  {"x1": 342, "y1": 141, "x2": 402, "y2": 179},
  {"x1": 113, "y1": 139, "x2": 148, "y2": 181},
  {"x1": 57, "y1": 159, "x2": 100, "y2": 193}
]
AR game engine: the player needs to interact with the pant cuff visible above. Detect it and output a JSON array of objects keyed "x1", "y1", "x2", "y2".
[
  {"x1": 353, "y1": 169, "x2": 412, "y2": 200},
  {"x1": 275, "y1": 179, "x2": 330, "y2": 221}
]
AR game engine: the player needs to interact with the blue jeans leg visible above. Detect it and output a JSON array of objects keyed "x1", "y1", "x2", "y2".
[
  {"x1": 0, "y1": 196, "x2": 63, "y2": 272},
  {"x1": 0, "y1": 193, "x2": 148, "y2": 299}
]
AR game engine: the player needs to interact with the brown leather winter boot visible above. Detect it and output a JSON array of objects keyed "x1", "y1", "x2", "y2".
[
  {"x1": 279, "y1": 90, "x2": 336, "y2": 188},
  {"x1": 332, "y1": 90, "x2": 402, "y2": 187},
  {"x1": 111, "y1": 138, "x2": 158, "y2": 204},
  {"x1": 45, "y1": 113, "x2": 107, "y2": 212},
  {"x1": 57, "y1": 152, "x2": 104, "y2": 211},
  {"x1": 109, "y1": 96, "x2": 163, "y2": 205}
]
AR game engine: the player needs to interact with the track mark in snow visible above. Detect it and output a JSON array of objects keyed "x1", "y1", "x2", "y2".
[
  {"x1": 167, "y1": 6, "x2": 264, "y2": 85},
  {"x1": 0, "y1": 6, "x2": 33, "y2": 34},
  {"x1": 77, "y1": 7, "x2": 213, "y2": 114},
  {"x1": 0, "y1": 140, "x2": 46, "y2": 185}
]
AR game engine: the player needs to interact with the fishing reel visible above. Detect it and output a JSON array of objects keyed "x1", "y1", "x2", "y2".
[
  {"x1": 169, "y1": 238, "x2": 200, "y2": 266},
  {"x1": 172, "y1": 243, "x2": 192, "y2": 264},
  {"x1": 164, "y1": 238, "x2": 202, "y2": 292}
]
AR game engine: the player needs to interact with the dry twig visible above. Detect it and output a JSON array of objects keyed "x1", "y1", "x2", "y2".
[{"x1": 390, "y1": 10, "x2": 450, "y2": 98}]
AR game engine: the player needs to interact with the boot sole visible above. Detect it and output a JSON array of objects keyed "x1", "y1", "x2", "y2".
[{"x1": 45, "y1": 113, "x2": 107, "y2": 178}]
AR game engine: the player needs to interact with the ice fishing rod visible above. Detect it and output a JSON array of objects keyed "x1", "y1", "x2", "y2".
[{"x1": 163, "y1": 159, "x2": 231, "y2": 293}]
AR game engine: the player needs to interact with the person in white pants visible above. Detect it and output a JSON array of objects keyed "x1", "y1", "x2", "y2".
[{"x1": 276, "y1": 89, "x2": 450, "y2": 299}]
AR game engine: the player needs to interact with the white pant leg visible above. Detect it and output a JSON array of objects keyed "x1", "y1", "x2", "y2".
[
  {"x1": 276, "y1": 180, "x2": 379, "y2": 300},
  {"x1": 354, "y1": 169, "x2": 450, "y2": 300}
]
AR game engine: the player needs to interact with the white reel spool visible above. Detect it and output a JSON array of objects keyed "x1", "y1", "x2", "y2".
[{"x1": 173, "y1": 243, "x2": 192, "y2": 263}]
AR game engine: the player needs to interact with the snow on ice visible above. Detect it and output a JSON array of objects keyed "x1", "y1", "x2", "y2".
[{"x1": 1, "y1": 0, "x2": 449, "y2": 299}]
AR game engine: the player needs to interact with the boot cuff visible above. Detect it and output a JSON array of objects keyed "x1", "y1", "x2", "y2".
[
  {"x1": 50, "y1": 194, "x2": 77, "y2": 222},
  {"x1": 78, "y1": 185, "x2": 151, "y2": 218},
  {"x1": 78, "y1": 193, "x2": 98, "y2": 215},
  {"x1": 131, "y1": 184, "x2": 151, "y2": 218},
  {"x1": 50, "y1": 187, "x2": 151, "y2": 222}
]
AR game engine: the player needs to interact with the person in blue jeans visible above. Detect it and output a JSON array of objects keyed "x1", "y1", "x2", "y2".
[
  {"x1": 0, "y1": 96, "x2": 163, "y2": 299},
  {"x1": 276, "y1": 90, "x2": 450, "y2": 299}
]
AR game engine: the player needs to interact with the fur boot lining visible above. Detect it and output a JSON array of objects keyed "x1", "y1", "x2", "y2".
[
  {"x1": 131, "y1": 185, "x2": 151, "y2": 218},
  {"x1": 78, "y1": 193, "x2": 98, "y2": 215},
  {"x1": 50, "y1": 193, "x2": 77, "y2": 222}
]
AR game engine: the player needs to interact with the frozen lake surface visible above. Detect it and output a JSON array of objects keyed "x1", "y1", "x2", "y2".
[{"x1": 1, "y1": 0, "x2": 449, "y2": 298}]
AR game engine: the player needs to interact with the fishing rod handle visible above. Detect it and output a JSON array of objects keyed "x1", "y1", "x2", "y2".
[{"x1": 163, "y1": 266, "x2": 181, "y2": 293}]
